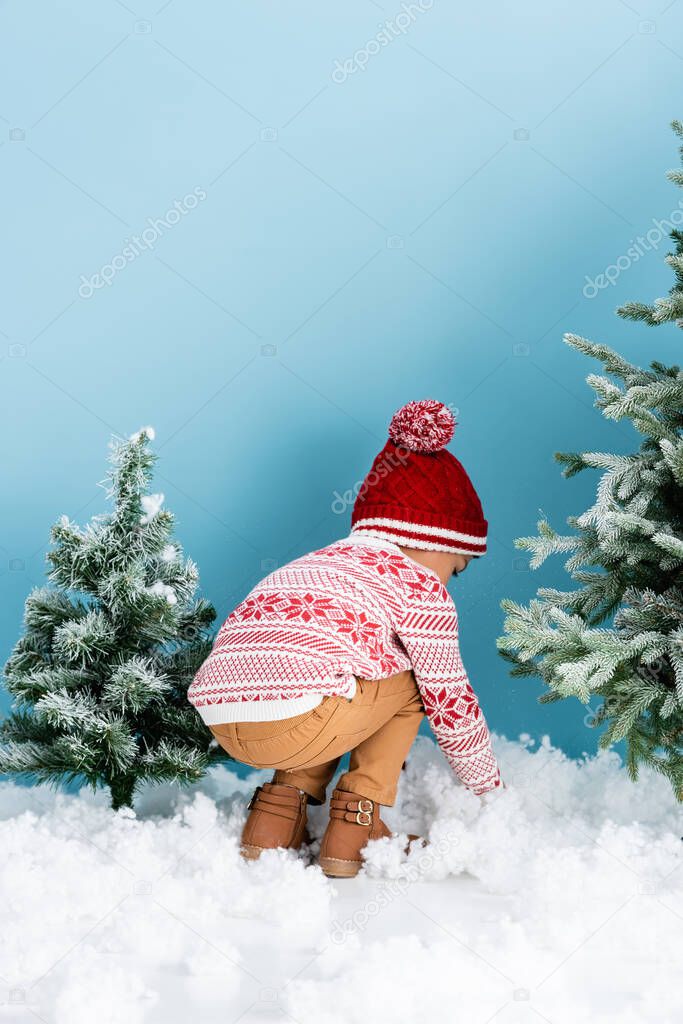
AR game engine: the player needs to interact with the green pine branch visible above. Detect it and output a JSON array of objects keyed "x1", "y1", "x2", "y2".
[
  {"x1": 498, "y1": 124, "x2": 683, "y2": 801},
  {"x1": 1, "y1": 427, "x2": 226, "y2": 809},
  {"x1": 617, "y1": 121, "x2": 683, "y2": 330}
]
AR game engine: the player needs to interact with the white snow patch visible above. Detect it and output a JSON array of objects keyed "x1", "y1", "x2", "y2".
[
  {"x1": 160, "y1": 544, "x2": 177, "y2": 563},
  {"x1": 53, "y1": 946, "x2": 157, "y2": 1024},
  {"x1": 140, "y1": 493, "x2": 164, "y2": 525},
  {"x1": 0, "y1": 736, "x2": 680, "y2": 1023},
  {"x1": 129, "y1": 426, "x2": 156, "y2": 442},
  {"x1": 147, "y1": 581, "x2": 177, "y2": 605}
]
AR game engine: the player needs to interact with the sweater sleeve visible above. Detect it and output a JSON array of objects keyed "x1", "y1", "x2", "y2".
[{"x1": 396, "y1": 579, "x2": 501, "y2": 795}]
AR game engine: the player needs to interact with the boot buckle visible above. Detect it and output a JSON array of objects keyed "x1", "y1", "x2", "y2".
[
  {"x1": 355, "y1": 798, "x2": 373, "y2": 825},
  {"x1": 247, "y1": 786, "x2": 262, "y2": 811}
]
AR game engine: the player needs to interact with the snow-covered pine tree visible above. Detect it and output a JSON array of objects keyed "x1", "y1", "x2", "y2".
[
  {"x1": 618, "y1": 120, "x2": 683, "y2": 329},
  {"x1": 498, "y1": 335, "x2": 683, "y2": 799},
  {"x1": 499, "y1": 125, "x2": 683, "y2": 800},
  {"x1": 0, "y1": 427, "x2": 229, "y2": 809}
]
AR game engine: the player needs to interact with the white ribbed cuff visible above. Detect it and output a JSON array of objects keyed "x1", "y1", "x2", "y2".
[{"x1": 197, "y1": 693, "x2": 325, "y2": 725}]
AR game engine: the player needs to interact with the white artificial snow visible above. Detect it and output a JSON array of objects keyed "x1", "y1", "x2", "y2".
[
  {"x1": 160, "y1": 545, "x2": 177, "y2": 563},
  {"x1": 147, "y1": 581, "x2": 177, "y2": 605},
  {"x1": 140, "y1": 493, "x2": 164, "y2": 525},
  {"x1": 0, "y1": 735, "x2": 680, "y2": 1024},
  {"x1": 129, "y1": 426, "x2": 156, "y2": 442},
  {"x1": 53, "y1": 946, "x2": 157, "y2": 1024}
]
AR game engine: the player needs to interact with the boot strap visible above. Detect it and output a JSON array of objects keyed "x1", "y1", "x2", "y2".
[
  {"x1": 329, "y1": 796, "x2": 374, "y2": 826},
  {"x1": 247, "y1": 785, "x2": 262, "y2": 810},
  {"x1": 248, "y1": 787, "x2": 303, "y2": 822},
  {"x1": 248, "y1": 785, "x2": 304, "y2": 810}
]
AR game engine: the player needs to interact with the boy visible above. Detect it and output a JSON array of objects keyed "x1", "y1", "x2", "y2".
[{"x1": 188, "y1": 399, "x2": 501, "y2": 877}]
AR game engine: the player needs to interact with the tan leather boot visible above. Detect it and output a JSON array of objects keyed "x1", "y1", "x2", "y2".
[
  {"x1": 240, "y1": 782, "x2": 308, "y2": 861},
  {"x1": 318, "y1": 789, "x2": 393, "y2": 878}
]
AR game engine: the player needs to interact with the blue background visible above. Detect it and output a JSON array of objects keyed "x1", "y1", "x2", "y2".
[{"x1": 2, "y1": 0, "x2": 682, "y2": 762}]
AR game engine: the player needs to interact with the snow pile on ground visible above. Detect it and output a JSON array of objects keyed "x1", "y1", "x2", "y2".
[{"x1": 0, "y1": 735, "x2": 680, "y2": 1024}]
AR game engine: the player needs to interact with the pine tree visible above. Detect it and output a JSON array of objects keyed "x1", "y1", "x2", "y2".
[
  {"x1": 618, "y1": 120, "x2": 683, "y2": 329},
  {"x1": 0, "y1": 428, "x2": 229, "y2": 809},
  {"x1": 498, "y1": 130, "x2": 683, "y2": 802}
]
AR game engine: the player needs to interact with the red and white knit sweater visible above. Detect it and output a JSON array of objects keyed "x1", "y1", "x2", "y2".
[{"x1": 188, "y1": 533, "x2": 500, "y2": 795}]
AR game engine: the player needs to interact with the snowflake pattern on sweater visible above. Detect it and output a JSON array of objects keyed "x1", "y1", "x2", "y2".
[{"x1": 188, "y1": 535, "x2": 500, "y2": 795}]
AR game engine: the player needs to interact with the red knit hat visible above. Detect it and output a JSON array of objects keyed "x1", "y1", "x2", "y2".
[{"x1": 351, "y1": 399, "x2": 488, "y2": 556}]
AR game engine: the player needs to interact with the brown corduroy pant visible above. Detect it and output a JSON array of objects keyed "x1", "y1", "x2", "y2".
[{"x1": 209, "y1": 669, "x2": 424, "y2": 806}]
